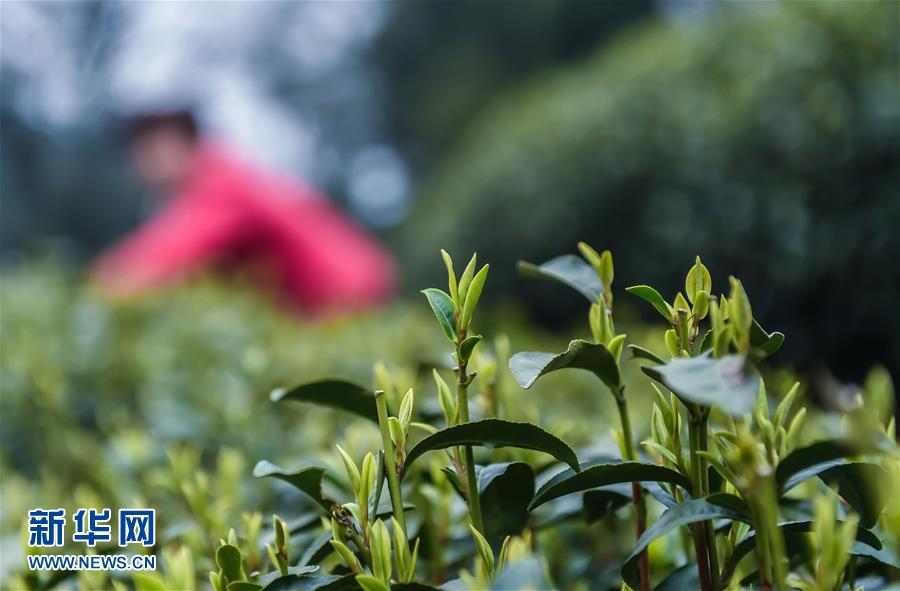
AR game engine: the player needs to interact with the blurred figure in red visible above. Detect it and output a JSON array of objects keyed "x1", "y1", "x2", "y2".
[{"x1": 93, "y1": 110, "x2": 396, "y2": 315}]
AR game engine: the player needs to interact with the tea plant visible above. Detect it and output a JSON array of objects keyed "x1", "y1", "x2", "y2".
[{"x1": 195, "y1": 246, "x2": 896, "y2": 591}]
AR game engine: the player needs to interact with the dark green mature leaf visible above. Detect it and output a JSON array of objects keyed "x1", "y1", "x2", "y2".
[
  {"x1": 625, "y1": 285, "x2": 673, "y2": 322},
  {"x1": 299, "y1": 530, "x2": 335, "y2": 566},
  {"x1": 529, "y1": 460, "x2": 691, "y2": 511},
  {"x1": 583, "y1": 487, "x2": 631, "y2": 523},
  {"x1": 627, "y1": 344, "x2": 665, "y2": 365},
  {"x1": 641, "y1": 353, "x2": 758, "y2": 416},
  {"x1": 654, "y1": 565, "x2": 700, "y2": 591},
  {"x1": 271, "y1": 380, "x2": 377, "y2": 423},
  {"x1": 262, "y1": 574, "x2": 358, "y2": 591},
  {"x1": 517, "y1": 255, "x2": 602, "y2": 303},
  {"x1": 402, "y1": 419, "x2": 579, "y2": 477},
  {"x1": 257, "y1": 567, "x2": 321, "y2": 589},
  {"x1": 421, "y1": 288, "x2": 457, "y2": 342},
  {"x1": 820, "y1": 463, "x2": 889, "y2": 529},
  {"x1": 749, "y1": 319, "x2": 785, "y2": 361},
  {"x1": 459, "y1": 334, "x2": 482, "y2": 361},
  {"x1": 216, "y1": 544, "x2": 243, "y2": 582},
  {"x1": 253, "y1": 461, "x2": 334, "y2": 513},
  {"x1": 775, "y1": 439, "x2": 870, "y2": 492},
  {"x1": 229, "y1": 583, "x2": 263, "y2": 591},
  {"x1": 509, "y1": 339, "x2": 620, "y2": 391},
  {"x1": 621, "y1": 495, "x2": 751, "y2": 589},
  {"x1": 491, "y1": 555, "x2": 552, "y2": 591},
  {"x1": 478, "y1": 462, "x2": 535, "y2": 548},
  {"x1": 727, "y1": 522, "x2": 890, "y2": 586},
  {"x1": 392, "y1": 584, "x2": 441, "y2": 591}
]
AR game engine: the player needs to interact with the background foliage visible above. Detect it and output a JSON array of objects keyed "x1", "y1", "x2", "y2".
[{"x1": 397, "y1": 2, "x2": 900, "y2": 381}]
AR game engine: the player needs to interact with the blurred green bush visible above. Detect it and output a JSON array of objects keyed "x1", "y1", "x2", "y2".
[
  {"x1": 0, "y1": 261, "x2": 627, "y2": 587},
  {"x1": 399, "y1": 2, "x2": 900, "y2": 379}
]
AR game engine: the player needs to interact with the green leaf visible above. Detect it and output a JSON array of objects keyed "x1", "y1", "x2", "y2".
[
  {"x1": 749, "y1": 319, "x2": 785, "y2": 361},
  {"x1": 627, "y1": 344, "x2": 665, "y2": 365},
  {"x1": 509, "y1": 339, "x2": 619, "y2": 391},
  {"x1": 460, "y1": 264, "x2": 489, "y2": 329},
  {"x1": 261, "y1": 574, "x2": 357, "y2": 591},
  {"x1": 459, "y1": 334, "x2": 483, "y2": 362},
  {"x1": 621, "y1": 495, "x2": 751, "y2": 589},
  {"x1": 216, "y1": 544, "x2": 243, "y2": 583},
  {"x1": 654, "y1": 565, "x2": 700, "y2": 591},
  {"x1": 477, "y1": 462, "x2": 535, "y2": 549},
  {"x1": 253, "y1": 461, "x2": 333, "y2": 513},
  {"x1": 625, "y1": 285, "x2": 673, "y2": 322},
  {"x1": 517, "y1": 255, "x2": 602, "y2": 303},
  {"x1": 457, "y1": 253, "x2": 478, "y2": 303},
  {"x1": 725, "y1": 521, "x2": 889, "y2": 586},
  {"x1": 299, "y1": 530, "x2": 334, "y2": 566},
  {"x1": 271, "y1": 380, "x2": 377, "y2": 423},
  {"x1": 421, "y1": 288, "x2": 457, "y2": 342},
  {"x1": 641, "y1": 353, "x2": 758, "y2": 416},
  {"x1": 685, "y1": 256, "x2": 712, "y2": 304},
  {"x1": 356, "y1": 575, "x2": 390, "y2": 591},
  {"x1": 440, "y1": 249, "x2": 459, "y2": 305},
  {"x1": 582, "y1": 487, "x2": 631, "y2": 523},
  {"x1": 402, "y1": 419, "x2": 579, "y2": 477},
  {"x1": 819, "y1": 462, "x2": 888, "y2": 528},
  {"x1": 490, "y1": 555, "x2": 552, "y2": 591},
  {"x1": 228, "y1": 583, "x2": 263, "y2": 591},
  {"x1": 529, "y1": 460, "x2": 691, "y2": 511},
  {"x1": 775, "y1": 439, "x2": 874, "y2": 492}
]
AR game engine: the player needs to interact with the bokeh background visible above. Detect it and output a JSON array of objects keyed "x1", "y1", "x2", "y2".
[
  {"x1": 1, "y1": 1, "x2": 898, "y2": 588},
  {"x1": 4, "y1": 0, "x2": 898, "y2": 380}
]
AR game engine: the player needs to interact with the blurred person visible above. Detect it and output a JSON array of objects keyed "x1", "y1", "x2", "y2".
[{"x1": 92, "y1": 110, "x2": 396, "y2": 315}]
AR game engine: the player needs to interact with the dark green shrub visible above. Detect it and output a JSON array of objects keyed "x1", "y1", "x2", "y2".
[{"x1": 398, "y1": 2, "x2": 900, "y2": 378}]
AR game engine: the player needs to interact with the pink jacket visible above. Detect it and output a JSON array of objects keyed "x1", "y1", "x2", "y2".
[{"x1": 93, "y1": 143, "x2": 396, "y2": 315}]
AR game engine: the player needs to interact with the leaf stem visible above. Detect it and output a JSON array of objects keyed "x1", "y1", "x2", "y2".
[
  {"x1": 456, "y1": 356, "x2": 485, "y2": 534},
  {"x1": 615, "y1": 389, "x2": 650, "y2": 591},
  {"x1": 698, "y1": 412, "x2": 720, "y2": 590},
  {"x1": 374, "y1": 390, "x2": 407, "y2": 537},
  {"x1": 688, "y1": 411, "x2": 714, "y2": 591}
]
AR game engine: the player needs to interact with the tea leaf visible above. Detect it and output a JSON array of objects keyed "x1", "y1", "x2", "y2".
[
  {"x1": 625, "y1": 285, "x2": 673, "y2": 322},
  {"x1": 628, "y1": 344, "x2": 665, "y2": 365},
  {"x1": 684, "y1": 256, "x2": 711, "y2": 304},
  {"x1": 440, "y1": 249, "x2": 459, "y2": 306},
  {"x1": 819, "y1": 462, "x2": 888, "y2": 528},
  {"x1": 401, "y1": 419, "x2": 580, "y2": 476},
  {"x1": 776, "y1": 439, "x2": 876, "y2": 492},
  {"x1": 460, "y1": 264, "x2": 489, "y2": 329},
  {"x1": 640, "y1": 353, "x2": 759, "y2": 416},
  {"x1": 459, "y1": 334, "x2": 483, "y2": 362},
  {"x1": 228, "y1": 583, "x2": 262, "y2": 591},
  {"x1": 749, "y1": 319, "x2": 785, "y2": 361},
  {"x1": 583, "y1": 488, "x2": 631, "y2": 523},
  {"x1": 457, "y1": 253, "x2": 478, "y2": 303},
  {"x1": 215, "y1": 544, "x2": 243, "y2": 583},
  {"x1": 621, "y1": 495, "x2": 752, "y2": 589},
  {"x1": 517, "y1": 255, "x2": 602, "y2": 303},
  {"x1": 509, "y1": 339, "x2": 619, "y2": 391},
  {"x1": 529, "y1": 460, "x2": 691, "y2": 511},
  {"x1": 421, "y1": 288, "x2": 457, "y2": 342},
  {"x1": 253, "y1": 461, "x2": 333, "y2": 513},
  {"x1": 271, "y1": 380, "x2": 378, "y2": 423},
  {"x1": 477, "y1": 462, "x2": 535, "y2": 549},
  {"x1": 355, "y1": 575, "x2": 390, "y2": 591},
  {"x1": 259, "y1": 574, "x2": 355, "y2": 591}
]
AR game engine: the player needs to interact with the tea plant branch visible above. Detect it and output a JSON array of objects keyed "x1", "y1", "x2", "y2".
[
  {"x1": 374, "y1": 389, "x2": 407, "y2": 537},
  {"x1": 456, "y1": 351, "x2": 485, "y2": 535},
  {"x1": 614, "y1": 384, "x2": 651, "y2": 591}
]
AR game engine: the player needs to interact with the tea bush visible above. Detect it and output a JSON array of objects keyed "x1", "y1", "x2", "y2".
[
  {"x1": 0, "y1": 261, "x2": 623, "y2": 589},
  {"x1": 2, "y1": 251, "x2": 897, "y2": 590},
  {"x1": 397, "y1": 1, "x2": 900, "y2": 376}
]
